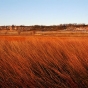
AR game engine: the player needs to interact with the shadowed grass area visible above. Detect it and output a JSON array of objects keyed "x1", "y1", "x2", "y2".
[{"x1": 0, "y1": 36, "x2": 88, "y2": 88}]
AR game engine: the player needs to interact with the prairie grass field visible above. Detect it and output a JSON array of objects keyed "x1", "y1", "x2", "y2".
[{"x1": 0, "y1": 35, "x2": 88, "y2": 88}]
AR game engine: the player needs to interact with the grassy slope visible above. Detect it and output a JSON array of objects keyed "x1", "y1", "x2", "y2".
[{"x1": 0, "y1": 36, "x2": 88, "y2": 88}]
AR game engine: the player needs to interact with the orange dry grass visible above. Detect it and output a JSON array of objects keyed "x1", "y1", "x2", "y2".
[{"x1": 0, "y1": 36, "x2": 88, "y2": 88}]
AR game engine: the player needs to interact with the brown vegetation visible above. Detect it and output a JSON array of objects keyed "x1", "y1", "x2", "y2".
[
  {"x1": 0, "y1": 36, "x2": 88, "y2": 88},
  {"x1": 0, "y1": 24, "x2": 88, "y2": 32},
  {"x1": 1, "y1": 24, "x2": 88, "y2": 36}
]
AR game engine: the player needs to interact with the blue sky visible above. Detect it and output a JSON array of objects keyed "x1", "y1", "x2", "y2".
[{"x1": 0, "y1": 0, "x2": 88, "y2": 26}]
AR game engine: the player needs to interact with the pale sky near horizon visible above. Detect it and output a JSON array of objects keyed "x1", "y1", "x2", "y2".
[{"x1": 0, "y1": 0, "x2": 88, "y2": 26}]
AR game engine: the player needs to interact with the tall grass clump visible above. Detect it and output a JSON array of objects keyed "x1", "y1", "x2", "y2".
[{"x1": 0, "y1": 36, "x2": 88, "y2": 88}]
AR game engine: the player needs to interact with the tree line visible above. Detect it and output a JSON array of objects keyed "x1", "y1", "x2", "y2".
[{"x1": 0, "y1": 24, "x2": 88, "y2": 31}]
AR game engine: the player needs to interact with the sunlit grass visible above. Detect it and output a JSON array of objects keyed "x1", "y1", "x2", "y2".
[{"x1": 0, "y1": 36, "x2": 88, "y2": 88}]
